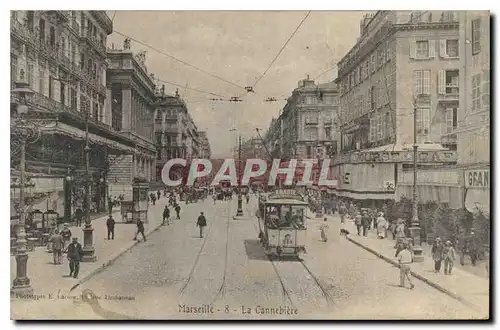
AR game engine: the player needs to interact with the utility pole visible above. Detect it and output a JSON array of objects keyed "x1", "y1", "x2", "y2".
[
  {"x1": 236, "y1": 135, "x2": 244, "y2": 217},
  {"x1": 410, "y1": 102, "x2": 424, "y2": 262},
  {"x1": 82, "y1": 111, "x2": 97, "y2": 262}
]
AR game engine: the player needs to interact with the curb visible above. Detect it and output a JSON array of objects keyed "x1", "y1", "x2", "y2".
[
  {"x1": 69, "y1": 221, "x2": 165, "y2": 292},
  {"x1": 345, "y1": 235, "x2": 481, "y2": 311}
]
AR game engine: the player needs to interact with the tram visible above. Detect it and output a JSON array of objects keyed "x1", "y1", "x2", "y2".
[{"x1": 256, "y1": 189, "x2": 308, "y2": 257}]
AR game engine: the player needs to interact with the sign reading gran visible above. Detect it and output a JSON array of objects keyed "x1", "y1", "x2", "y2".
[{"x1": 465, "y1": 170, "x2": 489, "y2": 188}]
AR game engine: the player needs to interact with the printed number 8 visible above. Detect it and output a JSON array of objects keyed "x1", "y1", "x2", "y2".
[{"x1": 225, "y1": 305, "x2": 229, "y2": 313}]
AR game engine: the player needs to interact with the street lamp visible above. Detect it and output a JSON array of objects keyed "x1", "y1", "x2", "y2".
[
  {"x1": 316, "y1": 146, "x2": 324, "y2": 218},
  {"x1": 236, "y1": 135, "x2": 244, "y2": 217},
  {"x1": 410, "y1": 101, "x2": 424, "y2": 262},
  {"x1": 11, "y1": 70, "x2": 35, "y2": 295},
  {"x1": 81, "y1": 109, "x2": 97, "y2": 262}
]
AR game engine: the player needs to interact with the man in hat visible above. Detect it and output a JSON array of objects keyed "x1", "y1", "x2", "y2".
[
  {"x1": 65, "y1": 237, "x2": 83, "y2": 278},
  {"x1": 361, "y1": 210, "x2": 371, "y2": 237},
  {"x1": 49, "y1": 229, "x2": 64, "y2": 265},
  {"x1": 106, "y1": 215, "x2": 115, "y2": 240},
  {"x1": 396, "y1": 241, "x2": 415, "y2": 289},
  {"x1": 60, "y1": 223, "x2": 72, "y2": 249},
  {"x1": 196, "y1": 212, "x2": 207, "y2": 238},
  {"x1": 443, "y1": 240, "x2": 456, "y2": 275},
  {"x1": 431, "y1": 237, "x2": 444, "y2": 273}
]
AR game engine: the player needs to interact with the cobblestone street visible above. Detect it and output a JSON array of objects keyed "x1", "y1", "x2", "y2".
[{"x1": 21, "y1": 196, "x2": 485, "y2": 320}]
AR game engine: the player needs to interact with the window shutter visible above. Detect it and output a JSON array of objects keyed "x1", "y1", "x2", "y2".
[
  {"x1": 482, "y1": 69, "x2": 490, "y2": 110},
  {"x1": 409, "y1": 41, "x2": 416, "y2": 59},
  {"x1": 423, "y1": 70, "x2": 430, "y2": 95},
  {"x1": 438, "y1": 70, "x2": 446, "y2": 94},
  {"x1": 439, "y1": 40, "x2": 447, "y2": 58},
  {"x1": 413, "y1": 71, "x2": 419, "y2": 95},
  {"x1": 429, "y1": 40, "x2": 436, "y2": 58}
]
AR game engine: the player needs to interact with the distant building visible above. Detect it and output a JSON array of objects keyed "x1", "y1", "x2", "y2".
[
  {"x1": 334, "y1": 11, "x2": 461, "y2": 204},
  {"x1": 198, "y1": 131, "x2": 211, "y2": 159},
  {"x1": 458, "y1": 11, "x2": 490, "y2": 216}
]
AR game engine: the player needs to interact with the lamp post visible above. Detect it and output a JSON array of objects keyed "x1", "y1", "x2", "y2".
[
  {"x1": 236, "y1": 135, "x2": 244, "y2": 217},
  {"x1": 410, "y1": 102, "x2": 424, "y2": 262},
  {"x1": 11, "y1": 72, "x2": 35, "y2": 295},
  {"x1": 81, "y1": 110, "x2": 97, "y2": 262},
  {"x1": 316, "y1": 146, "x2": 324, "y2": 218}
]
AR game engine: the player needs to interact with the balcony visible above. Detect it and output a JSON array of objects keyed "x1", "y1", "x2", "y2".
[
  {"x1": 13, "y1": 91, "x2": 78, "y2": 116},
  {"x1": 10, "y1": 18, "x2": 39, "y2": 48},
  {"x1": 80, "y1": 31, "x2": 107, "y2": 57},
  {"x1": 437, "y1": 88, "x2": 459, "y2": 102},
  {"x1": 441, "y1": 134, "x2": 457, "y2": 145}
]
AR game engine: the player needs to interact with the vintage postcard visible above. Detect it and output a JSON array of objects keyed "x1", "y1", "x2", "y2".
[{"x1": 10, "y1": 10, "x2": 490, "y2": 320}]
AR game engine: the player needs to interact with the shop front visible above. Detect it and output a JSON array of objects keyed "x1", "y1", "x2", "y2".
[{"x1": 464, "y1": 168, "x2": 490, "y2": 216}]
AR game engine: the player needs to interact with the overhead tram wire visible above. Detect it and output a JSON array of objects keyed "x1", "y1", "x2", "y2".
[
  {"x1": 156, "y1": 77, "x2": 227, "y2": 99},
  {"x1": 240, "y1": 10, "x2": 311, "y2": 99},
  {"x1": 113, "y1": 30, "x2": 246, "y2": 92}
]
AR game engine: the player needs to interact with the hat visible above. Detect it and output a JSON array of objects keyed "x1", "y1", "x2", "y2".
[
  {"x1": 378, "y1": 212, "x2": 384, "y2": 216},
  {"x1": 445, "y1": 240, "x2": 452, "y2": 246},
  {"x1": 63, "y1": 223, "x2": 69, "y2": 227}
]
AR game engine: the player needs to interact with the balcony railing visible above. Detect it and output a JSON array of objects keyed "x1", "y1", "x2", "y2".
[{"x1": 10, "y1": 18, "x2": 39, "y2": 48}]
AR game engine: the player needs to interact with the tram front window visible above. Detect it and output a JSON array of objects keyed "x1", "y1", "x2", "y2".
[{"x1": 265, "y1": 205, "x2": 305, "y2": 229}]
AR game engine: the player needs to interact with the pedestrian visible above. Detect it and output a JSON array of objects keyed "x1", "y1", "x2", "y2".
[
  {"x1": 361, "y1": 210, "x2": 371, "y2": 237},
  {"x1": 320, "y1": 218, "x2": 329, "y2": 242},
  {"x1": 246, "y1": 194, "x2": 250, "y2": 204},
  {"x1": 151, "y1": 194, "x2": 157, "y2": 206},
  {"x1": 134, "y1": 219, "x2": 147, "y2": 242},
  {"x1": 396, "y1": 242, "x2": 415, "y2": 289},
  {"x1": 394, "y1": 219, "x2": 405, "y2": 248},
  {"x1": 212, "y1": 193, "x2": 216, "y2": 205},
  {"x1": 339, "y1": 202, "x2": 347, "y2": 224},
  {"x1": 431, "y1": 237, "x2": 444, "y2": 273},
  {"x1": 163, "y1": 205, "x2": 170, "y2": 226},
  {"x1": 49, "y1": 229, "x2": 64, "y2": 265},
  {"x1": 107, "y1": 197, "x2": 114, "y2": 216},
  {"x1": 175, "y1": 204, "x2": 181, "y2": 220},
  {"x1": 354, "y1": 211, "x2": 362, "y2": 236},
  {"x1": 197, "y1": 212, "x2": 207, "y2": 238},
  {"x1": 106, "y1": 216, "x2": 115, "y2": 240},
  {"x1": 443, "y1": 240, "x2": 456, "y2": 275},
  {"x1": 75, "y1": 208, "x2": 83, "y2": 227},
  {"x1": 468, "y1": 231, "x2": 479, "y2": 266},
  {"x1": 60, "y1": 223, "x2": 72, "y2": 248},
  {"x1": 65, "y1": 237, "x2": 83, "y2": 278},
  {"x1": 157, "y1": 190, "x2": 161, "y2": 201},
  {"x1": 376, "y1": 212, "x2": 388, "y2": 239}
]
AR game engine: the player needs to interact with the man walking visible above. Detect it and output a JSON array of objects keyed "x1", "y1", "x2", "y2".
[
  {"x1": 157, "y1": 190, "x2": 161, "y2": 201},
  {"x1": 361, "y1": 210, "x2": 371, "y2": 237},
  {"x1": 49, "y1": 229, "x2": 64, "y2": 265},
  {"x1": 134, "y1": 219, "x2": 147, "y2": 242},
  {"x1": 106, "y1": 215, "x2": 115, "y2": 240},
  {"x1": 163, "y1": 205, "x2": 170, "y2": 226},
  {"x1": 65, "y1": 237, "x2": 83, "y2": 278},
  {"x1": 197, "y1": 212, "x2": 207, "y2": 238},
  {"x1": 75, "y1": 208, "x2": 84, "y2": 227},
  {"x1": 338, "y1": 202, "x2": 347, "y2": 224},
  {"x1": 320, "y1": 218, "x2": 329, "y2": 242},
  {"x1": 355, "y1": 212, "x2": 362, "y2": 236},
  {"x1": 396, "y1": 242, "x2": 415, "y2": 289},
  {"x1": 431, "y1": 237, "x2": 444, "y2": 273},
  {"x1": 443, "y1": 240, "x2": 456, "y2": 275},
  {"x1": 175, "y1": 204, "x2": 181, "y2": 220}
]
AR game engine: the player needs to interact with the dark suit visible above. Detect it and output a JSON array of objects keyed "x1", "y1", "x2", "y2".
[
  {"x1": 197, "y1": 215, "x2": 207, "y2": 238},
  {"x1": 66, "y1": 242, "x2": 83, "y2": 277}
]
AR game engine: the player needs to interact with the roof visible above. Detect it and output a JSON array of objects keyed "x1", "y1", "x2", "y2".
[{"x1": 264, "y1": 199, "x2": 308, "y2": 206}]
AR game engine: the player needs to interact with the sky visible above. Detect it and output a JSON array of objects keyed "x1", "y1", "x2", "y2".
[{"x1": 106, "y1": 11, "x2": 368, "y2": 157}]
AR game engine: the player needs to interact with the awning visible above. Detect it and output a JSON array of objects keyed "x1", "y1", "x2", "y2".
[
  {"x1": 465, "y1": 188, "x2": 490, "y2": 217},
  {"x1": 40, "y1": 122, "x2": 136, "y2": 153}
]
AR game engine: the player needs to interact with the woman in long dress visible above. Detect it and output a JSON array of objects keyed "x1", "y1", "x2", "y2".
[
  {"x1": 320, "y1": 218, "x2": 329, "y2": 242},
  {"x1": 376, "y1": 212, "x2": 388, "y2": 239}
]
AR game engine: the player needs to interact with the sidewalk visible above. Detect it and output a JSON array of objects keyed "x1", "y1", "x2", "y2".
[
  {"x1": 345, "y1": 221, "x2": 489, "y2": 313},
  {"x1": 10, "y1": 193, "x2": 170, "y2": 319}
]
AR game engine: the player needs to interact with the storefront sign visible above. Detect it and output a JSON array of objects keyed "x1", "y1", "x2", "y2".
[
  {"x1": 336, "y1": 150, "x2": 457, "y2": 165},
  {"x1": 465, "y1": 170, "x2": 489, "y2": 188}
]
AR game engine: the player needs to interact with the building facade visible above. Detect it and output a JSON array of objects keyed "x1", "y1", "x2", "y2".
[
  {"x1": 198, "y1": 131, "x2": 211, "y2": 159},
  {"x1": 457, "y1": 11, "x2": 490, "y2": 216},
  {"x1": 10, "y1": 10, "x2": 129, "y2": 220},
  {"x1": 335, "y1": 11, "x2": 460, "y2": 204},
  {"x1": 105, "y1": 43, "x2": 157, "y2": 198},
  {"x1": 154, "y1": 89, "x2": 205, "y2": 182}
]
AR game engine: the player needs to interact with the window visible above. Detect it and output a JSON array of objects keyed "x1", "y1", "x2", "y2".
[
  {"x1": 26, "y1": 63, "x2": 34, "y2": 88},
  {"x1": 482, "y1": 70, "x2": 490, "y2": 110},
  {"x1": 472, "y1": 73, "x2": 481, "y2": 111},
  {"x1": 445, "y1": 39, "x2": 459, "y2": 57},
  {"x1": 39, "y1": 19, "x2": 45, "y2": 41},
  {"x1": 377, "y1": 114, "x2": 383, "y2": 140},
  {"x1": 410, "y1": 11, "x2": 429, "y2": 23},
  {"x1": 445, "y1": 108, "x2": 458, "y2": 133},
  {"x1": 38, "y1": 68, "x2": 44, "y2": 94},
  {"x1": 304, "y1": 127, "x2": 318, "y2": 141},
  {"x1": 416, "y1": 41, "x2": 429, "y2": 58},
  {"x1": 60, "y1": 82, "x2": 66, "y2": 105},
  {"x1": 306, "y1": 146, "x2": 312, "y2": 158},
  {"x1": 48, "y1": 76, "x2": 53, "y2": 99},
  {"x1": 325, "y1": 127, "x2": 331, "y2": 140},
  {"x1": 305, "y1": 112, "x2": 319, "y2": 124},
  {"x1": 70, "y1": 86, "x2": 77, "y2": 110},
  {"x1": 370, "y1": 86, "x2": 375, "y2": 110},
  {"x1": 414, "y1": 70, "x2": 430, "y2": 95},
  {"x1": 11, "y1": 55, "x2": 18, "y2": 85},
  {"x1": 472, "y1": 19, "x2": 481, "y2": 54},
  {"x1": 416, "y1": 108, "x2": 430, "y2": 136},
  {"x1": 370, "y1": 53, "x2": 376, "y2": 73},
  {"x1": 26, "y1": 11, "x2": 34, "y2": 31},
  {"x1": 441, "y1": 11, "x2": 457, "y2": 22},
  {"x1": 49, "y1": 26, "x2": 55, "y2": 46}
]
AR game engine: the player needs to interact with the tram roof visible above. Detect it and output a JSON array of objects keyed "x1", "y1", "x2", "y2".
[{"x1": 264, "y1": 199, "x2": 308, "y2": 206}]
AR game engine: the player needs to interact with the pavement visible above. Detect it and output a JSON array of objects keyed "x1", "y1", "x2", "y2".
[
  {"x1": 21, "y1": 195, "x2": 486, "y2": 320},
  {"x1": 342, "y1": 217, "x2": 490, "y2": 314},
  {"x1": 10, "y1": 191, "x2": 174, "y2": 319}
]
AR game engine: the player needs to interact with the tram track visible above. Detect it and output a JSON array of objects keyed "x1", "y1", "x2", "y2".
[
  {"x1": 210, "y1": 201, "x2": 232, "y2": 304},
  {"x1": 247, "y1": 202, "x2": 335, "y2": 311}
]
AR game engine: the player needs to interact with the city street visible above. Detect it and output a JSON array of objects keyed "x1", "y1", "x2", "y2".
[{"x1": 45, "y1": 196, "x2": 482, "y2": 320}]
